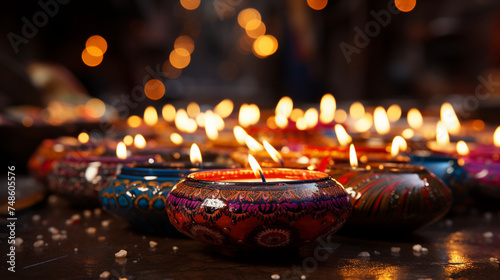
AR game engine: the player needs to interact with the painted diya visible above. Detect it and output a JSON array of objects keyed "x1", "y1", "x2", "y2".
[
  {"x1": 166, "y1": 168, "x2": 352, "y2": 250},
  {"x1": 325, "y1": 163, "x2": 452, "y2": 234}
]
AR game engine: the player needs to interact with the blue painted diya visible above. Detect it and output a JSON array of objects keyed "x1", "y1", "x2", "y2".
[
  {"x1": 98, "y1": 162, "x2": 234, "y2": 234},
  {"x1": 326, "y1": 163, "x2": 453, "y2": 234},
  {"x1": 166, "y1": 168, "x2": 352, "y2": 250}
]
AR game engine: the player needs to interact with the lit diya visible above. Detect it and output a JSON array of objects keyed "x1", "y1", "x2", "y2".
[
  {"x1": 325, "y1": 144, "x2": 453, "y2": 234},
  {"x1": 166, "y1": 154, "x2": 352, "y2": 250}
]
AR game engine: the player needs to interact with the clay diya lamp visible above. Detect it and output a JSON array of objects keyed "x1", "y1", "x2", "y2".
[{"x1": 166, "y1": 155, "x2": 352, "y2": 250}]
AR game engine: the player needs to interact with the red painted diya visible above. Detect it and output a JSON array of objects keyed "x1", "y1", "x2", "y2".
[
  {"x1": 325, "y1": 163, "x2": 453, "y2": 234},
  {"x1": 166, "y1": 168, "x2": 352, "y2": 250}
]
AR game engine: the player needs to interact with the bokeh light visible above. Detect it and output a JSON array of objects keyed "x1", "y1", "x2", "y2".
[
  {"x1": 85, "y1": 98, "x2": 106, "y2": 118},
  {"x1": 174, "y1": 35, "x2": 195, "y2": 54},
  {"x1": 238, "y1": 8, "x2": 261, "y2": 28},
  {"x1": 180, "y1": 0, "x2": 200, "y2": 10},
  {"x1": 81, "y1": 48, "x2": 103, "y2": 67},
  {"x1": 127, "y1": 115, "x2": 142, "y2": 128},
  {"x1": 144, "y1": 79, "x2": 165, "y2": 100},
  {"x1": 169, "y1": 48, "x2": 191, "y2": 69},
  {"x1": 253, "y1": 35, "x2": 278, "y2": 57},
  {"x1": 395, "y1": 0, "x2": 416, "y2": 12},
  {"x1": 85, "y1": 35, "x2": 107, "y2": 54},
  {"x1": 307, "y1": 0, "x2": 328, "y2": 10}
]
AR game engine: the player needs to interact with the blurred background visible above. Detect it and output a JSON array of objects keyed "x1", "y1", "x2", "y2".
[{"x1": 2, "y1": 0, "x2": 500, "y2": 172}]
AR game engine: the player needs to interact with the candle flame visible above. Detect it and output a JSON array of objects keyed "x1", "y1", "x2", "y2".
[
  {"x1": 335, "y1": 124, "x2": 352, "y2": 146},
  {"x1": 248, "y1": 154, "x2": 265, "y2": 181},
  {"x1": 374, "y1": 106, "x2": 390, "y2": 135},
  {"x1": 214, "y1": 99, "x2": 234, "y2": 118},
  {"x1": 275, "y1": 114, "x2": 288, "y2": 129},
  {"x1": 354, "y1": 112, "x2": 373, "y2": 133},
  {"x1": 170, "y1": 133, "x2": 183, "y2": 145},
  {"x1": 494, "y1": 126, "x2": 500, "y2": 147},
  {"x1": 387, "y1": 104, "x2": 402, "y2": 122},
  {"x1": 275, "y1": 96, "x2": 293, "y2": 118},
  {"x1": 349, "y1": 102, "x2": 365, "y2": 120},
  {"x1": 440, "y1": 102, "x2": 461, "y2": 135},
  {"x1": 239, "y1": 103, "x2": 260, "y2": 127},
  {"x1": 456, "y1": 140, "x2": 469, "y2": 156},
  {"x1": 349, "y1": 144, "x2": 358, "y2": 168},
  {"x1": 78, "y1": 132, "x2": 89, "y2": 144},
  {"x1": 233, "y1": 126, "x2": 248, "y2": 145},
  {"x1": 245, "y1": 135, "x2": 264, "y2": 151},
  {"x1": 204, "y1": 110, "x2": 219, "y2": 140},
  {"x1": 320, "y1": 93, "x2": 336, "y2": 124},
  {"x1": 190, "y1": 143, "x2": 203, "y2": 166},
  {"x1": 175, "y1": 109, "x2": 198, "y2": 133},
  {"x1": 116, "y1": 142, "x2": 127, "y2": 160},
  {"x1": 144, "y1": 106, "x2": 158, "y2": 126},
  {"x1": 436, "y1": 121, "x2": 450, "y2": 146},
  {"x1": 407, "y1": 108, "x2": 423, "y2": 129},
  {"x1": 263, "y1": 140, "x2": 283, "y2": 166},
  {"x1": 391, "y1": 136, "x2": 407, "y2": 157},
  {"x1": 162, "y1": 104, "x2": 176, "y2": 122},
  {"x1": 296, "y1": 117, "x2": 307, "y2": 130},
  {"x1": 134, "y1": 134, "x2": 147, "y2": 149},
  {"x1": 304, "y1": 108, "x2": 319, "y2": 128}
]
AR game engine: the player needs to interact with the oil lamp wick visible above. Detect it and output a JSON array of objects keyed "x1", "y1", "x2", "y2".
[{"x1": 258, "y1": 170, "x2": 267, "y2": 182}]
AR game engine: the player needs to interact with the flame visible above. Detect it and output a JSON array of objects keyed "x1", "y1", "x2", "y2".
[
  {"x1": 387, "y1": 104, "x2": 402, "y2": 122},
  {"x1": 263, "y1": 140, "x2": 283, "y2": 165},
  {"x1": 349, "y1": 144, "x2": 358, "y2": 168},
  {"x1": 494, "y1": 126, "x2": 500, "y2": 147},
  {"x1": 245, "y1": 135, "x2": 264, "y2": 151},
  {"x1": 391, "y1": 136, "x2": 407, "y2": 157},
  {"x1": 456, "y1": 141, "x2": 469, "y2": 156},
  {"x1": 248, "y1": 154, "x2": 264, "y2": 180},
  {"x1": 436, "y1": 121, "x2": 450, "y2": 146},
  {"x1": 123, "y1": 135, "x2": 134, "y2": 146},
  {"x1": 335, "y1": 124, "x2": 352, "y2": 146},
  {"x1": 134, "y1": 134, "x2": 146, "y2": 149},
  {"x1": 320, "y1": 93, "x2": 336, "y2": 124},
  {"x1": 374, "y1": 106, "x2": 390, "y2": 135},
  {"x1": 275, "y1": 96, "x2": 293, "y2": 118},
  {"x1": 402, "y1": 128, "x2": 414, "y2": 139},
  {"x1": 144, "y1": 106, "x2": 158, "y2": 126},
  {"x1": 238, "y1": 104, "x2": 260, "y2": 127},
  {"x1": 116, "y1": 142, "x2": 127, "y2": 160},
  {"x1": 407, "y1": 108, "x2": 423, "y2": 129},
  {"x1": 204, "y1": 110, "x2": 219, "y2": 140},
  {"x1": 304, "y1": 108, "x2": 319, "y2": 128},
  {"x1": 175, "y1": 109, "x2": 198, "y2": 133},
  {"x1": 78, "y1": 132, "x2": 89, "y2": 144},
  {"x1": 354, "y1": 112, "x2": 373, "y2": 133},
  {"x1": 162, "y1": 104, "x2": 176, "y2": 122},
  {"x1": 233, "y1": 126, "x2": 248, "y2": 145},
  {"x1": 440, "y1": 103, "x2": 461, "y2": 135},
  {"x1": 349, "y1": 102, "x2": 365, "y2": 120},
  {"x1": 214, "y1": 99, "x2": 234, "y2": 118},
  {"x1": 187, "y1": 102, "x2": 201, "y2": 118},
  {"x1": 275, "y1": 114, "x2": 288, "y2": 129},
  {"x1": 190, "y1": 144, "x2": 202, "y2": 165},
  {"x1": 170, "y1": 133, "x2": 183, "y2": 145}
]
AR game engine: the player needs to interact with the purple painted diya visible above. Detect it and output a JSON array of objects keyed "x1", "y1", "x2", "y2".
[
  {"x1": 325, "y1": 163, "x2": 453, "y2": 234},
  {"x1": 166, "y1": 168, "x2": 352, "y2": 250}
]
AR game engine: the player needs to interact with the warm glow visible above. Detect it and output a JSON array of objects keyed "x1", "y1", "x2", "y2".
[
  {"x1": 276, "y1": 96, "x2": 293, "y2": 118},
  {"x1": 245, "y1": 135, "x2": 264, "y2": 151},
  {"x1": 134, "y1": 134, "x2": 147, "y2": 149},
  {"x1": 335, "y1": 124, "x2": 352, "y2": 146},
  {"x1": 456, "y1": 141, "x2": 469, "y2": 156},
  {"x1": 86, "y1": 35, "x2": 108, "y2": 54},
  {"x1": 204, "y1": 110, "x2": 219, "y2": 140},
  {"x1": 238, "y1": 104, "x2": 260, "y2": 127},
  {"x1": 275, "y1": 114, "x2": 288, "y2": 129},
  {"x1": 116, "y1": 142, "x2": 127, "y2": 160},
  {"x1": 436, "y1": 121, "x2": 450, "y2": 146},
  {"x1": 320, "y1": 93, "x2": 336, "y2": 124},
  {"x1": 387, "y1": 104, "x2": 402, "y2": 122},
  {"x1": 402, "y1": 128, "x2": 415, "y2": 139},
  {"x1": 304, "y1": 108, "x2": 319, "y2": 128},
  {"x1": 175, "y1": 109, "x2": 198, "y2": 133},
  {"x1": 85, "y1": 98, "x2": 106, "y2": 118},
  {"x1": 307, "y1": 0, "x2": 328, "y2": 10},
  {"x1": 180, "y1": 0, "x2": 200, "y2": 10},
  {"x1": 214, "y1": 113, "x2": 225, "y2": 131},
  {"x1": 85, "y1": 46, "x2": 103, "y2": 57},
  {"x1": 123, "y1": 135, "x2": 134, "y2": 146},
  {"x1": 395, "y1": 0, "x2": 416, "y2": 12},
  {"x1": 440, "y1": 102, "x2": 461, "y2": 135},
  {"x1": 22, "y1": 117, "x2": 33, "y2": 127},
  {"x1": 407, "y1": 108, "x2": 423, "y2": 129},
  {"x1": 143, "y1": 106, "x2": 158, "y2": 126},
  {"x1": 354, "y1": 113, "x2": 373, "y2": 133},
  {"x1": 174, "y1": 35, "x2": 195, "y2": 54},
  {"x1": 169, "y1": 48, "x2": 191, "y2": 69},
  {"x1": 144, "y1": 79, "x2": 165, "y2": 100},
  {"x1": 187, "y1": 102, "x2": 201, "y2": 118},
  {"x1": 78, "y1": 132, "x2": 89, "y2": 144},
  {"x1": 349, "y1": 102, "x2": 365, "y2": 120},
  {"x1": 237, "y1": 8, "x2": 261, "y2": 29},
  {"x1": 233, "y1": 126, "x2": 248, "y2": 145},
  {"x1": 214, "y1": 99, "x2": 234, "y2": 118},
  {"x1": 127, "y1": 115, "x2": 142, "y2": 128},
  {"x1": 190, "y1": 143, "x2": 202, "y2": 165},
  {"x1": 253, "y1": 35, "x2": 278, "y2": 57},
  {"x1": 296, "y1": 117, "x2": 308, "y2": 131},
  {"x1": 248, "y1": 154, "x2": 264, "y2": 180},
  {"x1": 263, "y1": 140, "x2": 283, "y2": 165},
  {"x1": 290, "y1": 108, "x2": 304, "y2": 122},
  {"x1": 170, "y1": 133, "x2": 183, "y2": 145},
  {"x1": 245, "y1": 19, "x2": 266, "y2": 39},
  {"x1": 391, "y1": 136, "x2": 407, "y2": 157},
  {"x1": 335, "y1": 109, "x2": 347, "y2": 123},
  {"x1": 494, "y1": 126, "x2": 500, "y2": 147},
  {"x1": 374, "y1": 106, "x2": 390, "y2": 135},
  {"x1": 349, "y1": 144, "x2": 358, "y2": 168},
  {"x1": 196, "y1": 112, "x2": 207, "y2": 128},
  {"x1": 162, "y1": 104, "x2": 176, "y2": 122},
  {"x1": 81, "y1": 48, "x2": 103, "y2": 67}
]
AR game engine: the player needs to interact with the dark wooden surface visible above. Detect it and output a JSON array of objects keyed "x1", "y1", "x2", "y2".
[{"x1": 1, "y1": 193, "x2": 500, "y2": 280}]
